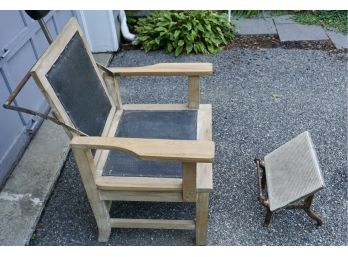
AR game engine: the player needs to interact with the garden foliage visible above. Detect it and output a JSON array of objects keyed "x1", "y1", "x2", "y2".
[{"x1": 133, "y1": 11, "x2": 235, "y2": 56}]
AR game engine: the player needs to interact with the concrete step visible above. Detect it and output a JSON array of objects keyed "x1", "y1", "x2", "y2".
[
  {"x1": 0, "y1": 120, "x2": 69, "y2": 245},
  {"x1": 93, "y1": 52, "x2": 113, "y2": 67}
]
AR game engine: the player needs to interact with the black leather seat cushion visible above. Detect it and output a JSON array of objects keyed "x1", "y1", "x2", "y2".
[{"x1": 103, "y1": 110, "x2": 197, "y2": 178}]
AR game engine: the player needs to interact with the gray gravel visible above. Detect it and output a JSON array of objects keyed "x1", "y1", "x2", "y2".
[{"x1": 30, "y1": 48, "x2": 347, "y2": 246}]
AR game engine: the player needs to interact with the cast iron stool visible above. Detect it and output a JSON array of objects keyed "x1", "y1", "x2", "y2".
[{"x1": 254, "y1": 131, "x2": 325, "y2": 226}]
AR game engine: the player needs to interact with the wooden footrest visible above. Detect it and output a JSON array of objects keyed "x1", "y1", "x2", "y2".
[{"x1": 255, "y1": 131, "x2": 325, "y2": 226}]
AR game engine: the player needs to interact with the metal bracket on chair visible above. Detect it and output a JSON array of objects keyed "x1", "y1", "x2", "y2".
[{"x1": 2, "y1": 69, "x2": 88, "y2": 137}]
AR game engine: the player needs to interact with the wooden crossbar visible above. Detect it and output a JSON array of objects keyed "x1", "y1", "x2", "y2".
[{"x1": 110, "y1": 218, "x2": 195, "y2": 230}]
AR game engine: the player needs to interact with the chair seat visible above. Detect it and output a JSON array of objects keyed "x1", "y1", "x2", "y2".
[
  {"x1": 265, "y1": 131, "x2": 325, "y2": 211},
  {"x1": 102, "y1": 110, "x2": 197, "y2": 178}
]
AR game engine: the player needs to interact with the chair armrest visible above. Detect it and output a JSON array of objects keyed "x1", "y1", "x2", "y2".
[
  {"x1": 107, "y1": 63, "x2": 213, "y2": 76},
  {"x1": 96, "y1": 62, "x2": 213, "y2": 110},
  {"x1": 70, "y1": 137, "x2": 214, "y2": 163}
]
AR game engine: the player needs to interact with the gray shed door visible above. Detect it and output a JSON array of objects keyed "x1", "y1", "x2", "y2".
[{"x1": 0, "y1": 11, "x2": 76, "y2": 188}]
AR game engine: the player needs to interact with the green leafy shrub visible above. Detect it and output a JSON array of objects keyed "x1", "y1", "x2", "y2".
[{"x1": 133, "y1": 11, "x2": 235, "y2": 56}]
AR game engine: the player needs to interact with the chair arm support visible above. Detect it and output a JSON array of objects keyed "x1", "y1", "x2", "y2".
[
  {"x1": 107, "y1": 63, "x2": 213, "y2": 76},
  {"x1": 97, "y1": 62, "x2": 213, "y2": 109},
  {"x1": 70, "y1": 137, "x2": 214, "y2": 163}
]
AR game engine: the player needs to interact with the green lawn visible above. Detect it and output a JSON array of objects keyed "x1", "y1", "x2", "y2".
[{"x1": 294, "y1": 11, "x2": 348, "y2": 34}]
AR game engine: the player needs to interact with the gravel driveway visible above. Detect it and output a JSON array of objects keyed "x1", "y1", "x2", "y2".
[{"x1": 30, "y1": 48, "x2": 347, "y2": 246}]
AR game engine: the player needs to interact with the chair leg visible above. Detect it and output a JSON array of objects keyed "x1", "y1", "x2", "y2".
[
  {"x1": 196, "y1": 192, "x2": 209, "y2": 246},
  {"x1": 97, "y1": 200, "x2": 112, "y2": 242},
  {"x1": 71, "y1": 147, "x2": 112, "y2": 242},
  {"x1": 98, "y1": 224, "x2": 111, "y2": 242}
]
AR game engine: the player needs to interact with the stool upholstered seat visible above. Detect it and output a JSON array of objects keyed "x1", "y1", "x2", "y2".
[{"x1": 265, "y1": 131, "x2": 325, "y2": 211}]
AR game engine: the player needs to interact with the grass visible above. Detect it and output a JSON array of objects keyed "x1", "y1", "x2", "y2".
[{"x1": 294, "y1": 11, "x2": 348, "y2": 34}]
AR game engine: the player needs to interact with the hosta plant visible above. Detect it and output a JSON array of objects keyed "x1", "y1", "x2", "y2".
[{"x1": 133, "y1": 11, "x2": 235, "y2": 56}]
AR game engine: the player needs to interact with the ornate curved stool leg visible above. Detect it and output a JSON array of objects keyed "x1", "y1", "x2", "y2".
[
  {"x1": 264, "y1": 208, "x2": 273, "y2": 227},
  {"x1": 303, "y1": 195, "x2": 323, "y2": 226}
]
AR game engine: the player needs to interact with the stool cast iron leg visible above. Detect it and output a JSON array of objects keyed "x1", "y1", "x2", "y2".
[
  {"x1": 261, "y1": 171, "x2": 266, "y2": 190},
  {"x1": 303, "y1": 195, "x2": 323, "y2": 226},
  {"x1": 264, "y1": 208, "x2": 273, "y2": 227},
  {"x1": 286, "y1": 194, "x2": 323, "y2": 226},
  {"x1": 255, "y1": 155, "x2": 324, "y2": 227}
]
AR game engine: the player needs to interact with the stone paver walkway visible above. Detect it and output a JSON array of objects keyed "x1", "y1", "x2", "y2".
[
  {"x1": 277, "y1": 23, "x2": 328, "y2": 42},
  {"x1": 325, "y1": 30, "x2": 348, "y2": 49},
  {"x1": 232, "y1": 15, "x2": 347, "y2": 49},
  {"x1": 232, "y1": 18, "x2": 277, "y2": 35}
]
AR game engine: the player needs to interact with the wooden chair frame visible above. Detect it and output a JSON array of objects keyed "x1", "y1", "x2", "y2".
[{"x1": 30, "y1": 18, "x2": 214, "y2": 245}]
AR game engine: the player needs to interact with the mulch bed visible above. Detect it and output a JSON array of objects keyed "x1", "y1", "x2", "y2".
[
  {"x1": 225, "y1": 35, "x2": 347, "y2": 53},
  {"x1": 225, "y1": 35, "x2": 281, "y2": 49},
  {"x1": 120, "y1": 35, "x2": 347, "y2": 53},
  {"x1": 121, "y1": 42, "x2": 139, "y2": 51},
  {"x1": 280, "y1": 40, "x2": 338, "y2": 51}
]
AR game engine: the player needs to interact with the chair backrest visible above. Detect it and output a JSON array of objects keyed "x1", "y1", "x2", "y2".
[{"x1": 31, "y1": 18, "x2": 115, "y2": 137}]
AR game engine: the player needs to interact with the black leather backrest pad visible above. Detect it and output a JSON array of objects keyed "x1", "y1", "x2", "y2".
[{"x1": 46, "y1": 32, "x2": 112, "y2": 136}]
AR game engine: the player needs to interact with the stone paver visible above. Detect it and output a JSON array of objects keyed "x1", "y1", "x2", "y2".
[
  {"x1": 276, "y1": 23, "x2": 329, "y2": 42},
  {"x1": 232, "y1": 18, "x2": 277, "y2": 35},
  {"x1": 273, "y1": 15, "x2": 296, "y2": 25},
  {"x1": 326, "y1": 30, "x2": 348, "y2": 49},
  {"x1": 232, "y1": 16, "x2": 346, "y2": 49}
]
